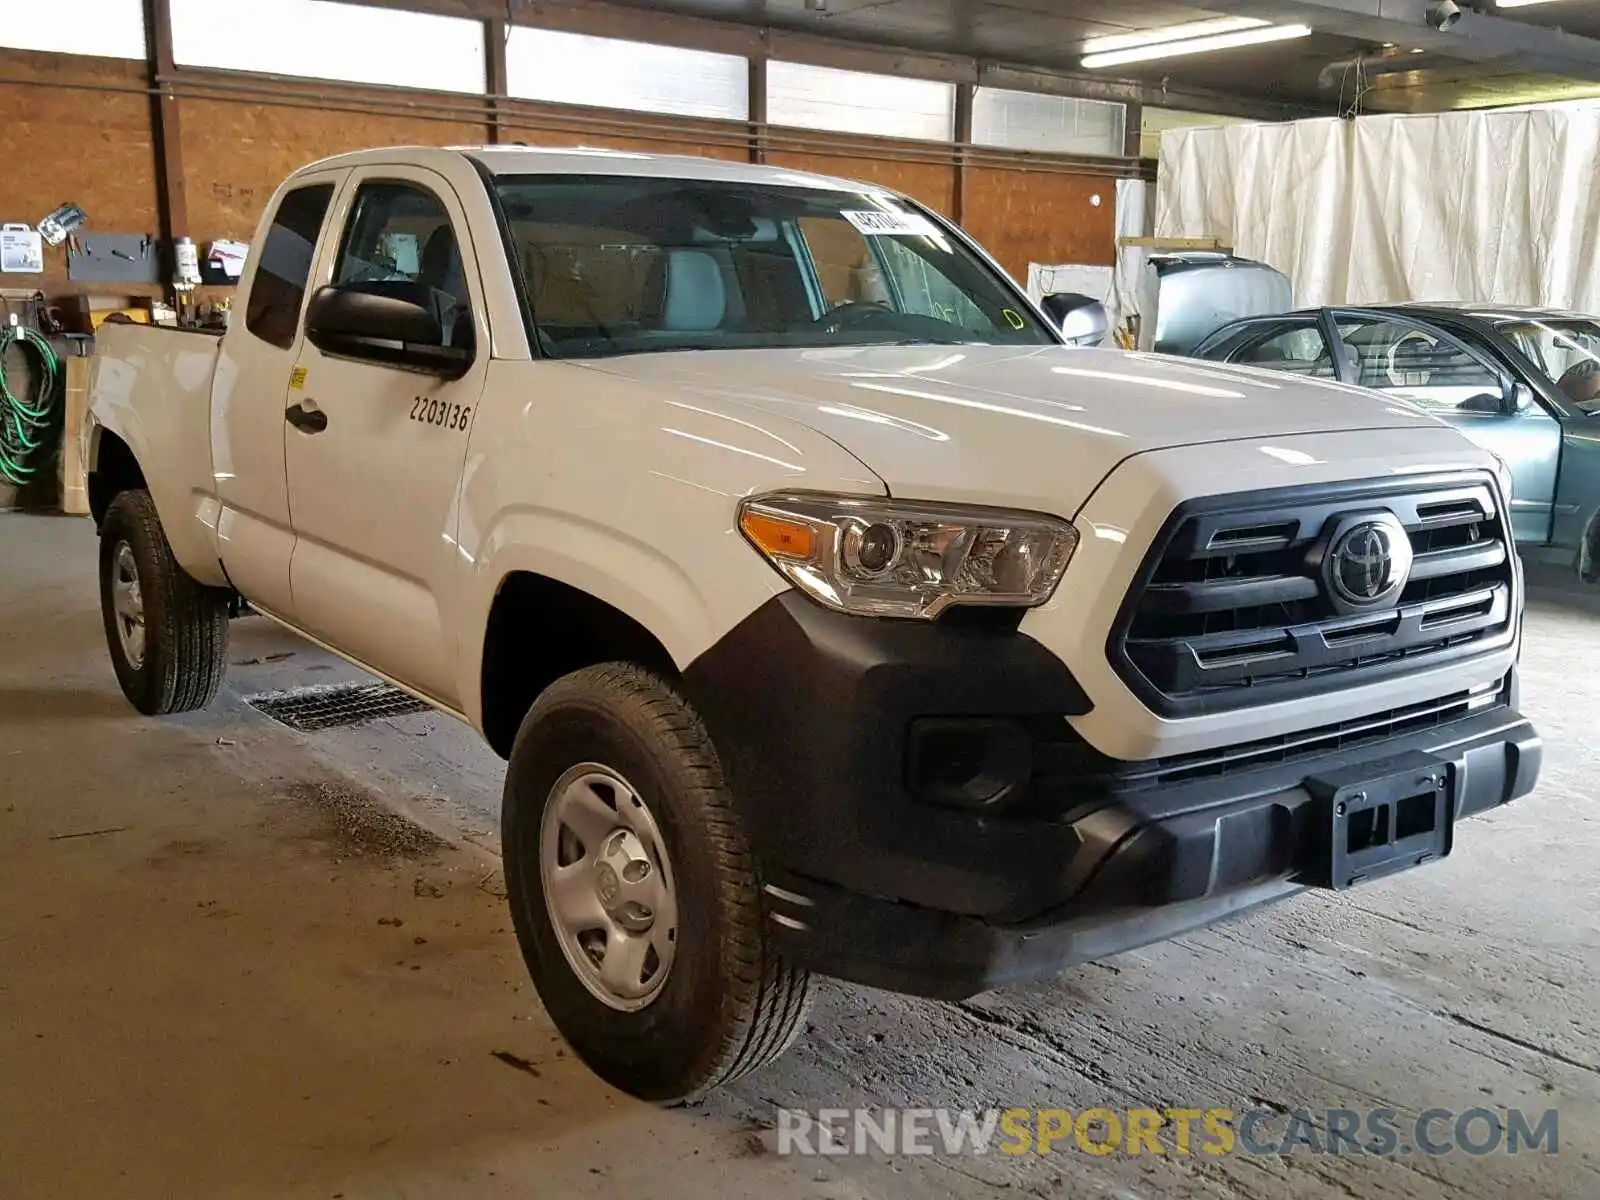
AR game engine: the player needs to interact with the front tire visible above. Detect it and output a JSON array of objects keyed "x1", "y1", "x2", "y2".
[
  {"x1": 1580, "y1": 514, "x2": 1600, "y2": 585},
  {"x1": 502, "y1": 664, "x2": 813, "y2": 1101},
  {"x1": 99, "y1": 489, "x2": 230, "y2": 715}
]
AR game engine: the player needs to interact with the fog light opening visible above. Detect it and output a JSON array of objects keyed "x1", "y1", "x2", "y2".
[{"x1": 906, "y1": 718, "x2": 1033, "y2": 811}]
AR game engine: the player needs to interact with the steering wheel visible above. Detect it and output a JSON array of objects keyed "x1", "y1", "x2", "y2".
[
  {"x1": 812, "y1": 300, "x2": 898, "y2": 335},
  {"x1": 1386, "y1": 331, "x2": 1436, "y2": 387}
]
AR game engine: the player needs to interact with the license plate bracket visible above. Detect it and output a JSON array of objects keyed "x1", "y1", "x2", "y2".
[{"x1": 1300, "y1": 751, "x2": 1455, "y2": 890}]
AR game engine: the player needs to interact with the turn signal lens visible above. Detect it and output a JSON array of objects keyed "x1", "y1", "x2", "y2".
[{"x1": 739, "y1": 511, "x2": 816, "y2": 560}]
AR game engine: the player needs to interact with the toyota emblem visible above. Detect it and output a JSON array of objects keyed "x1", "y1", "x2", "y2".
[{"x1": 1327, "y1": 518, "x2": 1411, "y2": 605}]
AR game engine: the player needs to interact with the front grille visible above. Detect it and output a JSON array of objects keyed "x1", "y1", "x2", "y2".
[{"x1": 1111, "y1": 474, "x2": 1515, "y2": 715}]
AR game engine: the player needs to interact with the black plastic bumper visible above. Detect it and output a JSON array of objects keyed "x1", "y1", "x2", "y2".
[{"x1": 682, "y1": 593, "x2": 1542, "y2": 1001}]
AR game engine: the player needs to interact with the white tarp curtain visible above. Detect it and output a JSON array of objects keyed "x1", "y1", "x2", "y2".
[{"x1": 1155, "y1": 108, "x2": 1600, "y2": 311}]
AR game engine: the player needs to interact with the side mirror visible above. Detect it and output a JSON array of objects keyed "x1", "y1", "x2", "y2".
[
  {"x1": 1040, "y1": 293, "x2": 1110, "y2": 348},
  {"x1": 305, "y1": 285, "x2": 470, "y2": 378},
  {"x1": 1510, "y1": 381, "x2": 1537, "y2": 413}
]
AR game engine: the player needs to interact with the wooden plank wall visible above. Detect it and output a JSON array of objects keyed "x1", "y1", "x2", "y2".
[
  {"x1": 0, "y1": 49, "x2": 1127, "y2": 293},
  {"x1": 180, "y1": 98, "x2": 487, "y2": 243},
  {"x1": 768, "y1": 148, "x2": 957, "y2": 218},
  {"x1": 0, "y1": 50, "x2": 159, "y2": 287},
  {"x1": 963, "y1": 167, "x2": 1119, "y2": 282}
]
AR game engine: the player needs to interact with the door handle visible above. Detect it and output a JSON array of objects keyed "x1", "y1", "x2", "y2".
[{"x1": 285, "y1": 400, "x2": 328, "y2": 434}]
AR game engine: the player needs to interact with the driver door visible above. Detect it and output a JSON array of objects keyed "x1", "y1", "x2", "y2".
[
  {"x1": 1331, "y1": 311, "x2": 1560, "y2": 544},
  {"x1": 283, "y1": 165, "x2": 489, "y2": 705}
]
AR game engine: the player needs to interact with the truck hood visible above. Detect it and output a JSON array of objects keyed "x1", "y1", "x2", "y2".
[{"x1": 580, "y1": 344, "x2": 1448, "y2": 515}]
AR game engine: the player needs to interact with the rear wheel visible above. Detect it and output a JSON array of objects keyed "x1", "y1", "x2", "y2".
[
  {"x1": 99, "y1": 489, "x2": 230, "y2": 715},
  {"x1": 502, "y1": 664, "x2": 813, "y2": 1101}
]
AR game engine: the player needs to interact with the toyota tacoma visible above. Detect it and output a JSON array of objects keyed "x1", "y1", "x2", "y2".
[{"x1": 85, "y1": 146, "x2": 1541, "y2": 1101}]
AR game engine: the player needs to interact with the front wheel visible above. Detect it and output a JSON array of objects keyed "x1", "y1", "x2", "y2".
[
  {"x1": 99, "y1": 489, "x2": 230, "y2": 715},
  {"x1": 1580, "y1": 514, "x2": 1600, "y2": 586},
  {"x1": 501, "y1": 664, "x2": 814, "y2": 1101}
]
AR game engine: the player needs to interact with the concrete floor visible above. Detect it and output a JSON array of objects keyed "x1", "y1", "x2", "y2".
[{"x1": 2, "y1": 512, "x2": 1597, "y2": 1200}]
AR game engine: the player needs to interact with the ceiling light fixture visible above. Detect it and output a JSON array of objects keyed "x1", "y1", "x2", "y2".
[
  {"x1": 1082, "y1": 23, "x2": 1314, "y2": 70},
  {"x1": 1081, "y1": 16, "x2": 1271, "y2": 56},
  {"x1": 1494, "y1": 1, "x2": 1574, "y2": 8}
]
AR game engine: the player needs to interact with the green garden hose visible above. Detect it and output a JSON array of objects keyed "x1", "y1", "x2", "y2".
[{"x1": 0, "y1": 324, "x2": 63, "y2": 488}]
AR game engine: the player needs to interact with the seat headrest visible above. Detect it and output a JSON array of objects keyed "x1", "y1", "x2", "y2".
[
  {"x1": 420, "y1": 226, "x2": 461, "y2": 292},
  {"x1": 662, "y1": 249, "x2": 726, "y2": 333},
  {"x1": 1559, "y1": 359, "x2": 1600, "y2": 404}
]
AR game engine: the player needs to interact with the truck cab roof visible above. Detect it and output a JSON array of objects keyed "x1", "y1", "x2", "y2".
[{"x1": 293, "y1": 144, "x2": 875, "y2": 195}]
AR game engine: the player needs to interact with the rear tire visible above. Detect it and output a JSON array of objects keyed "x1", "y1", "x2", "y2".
[
  {"x1": 501, "y1": 663, "x2": 813, "y2": 1102},
  {"x1": 99, "y1": 489, "x2": 230, "y2": 715}
]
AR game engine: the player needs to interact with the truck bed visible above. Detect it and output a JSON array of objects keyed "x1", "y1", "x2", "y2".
[{"x1": 88, "y1": 321, "x2": 226, "y2": 578}]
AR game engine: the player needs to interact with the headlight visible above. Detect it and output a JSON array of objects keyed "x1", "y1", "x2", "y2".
[{"x1": 737, "y1": 492, "x2": 1078, "y2": 619}]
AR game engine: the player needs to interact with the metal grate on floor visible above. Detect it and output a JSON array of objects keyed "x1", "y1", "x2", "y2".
[{"x1": 246, "y1": 681, "x2": 432, "y2": 732}]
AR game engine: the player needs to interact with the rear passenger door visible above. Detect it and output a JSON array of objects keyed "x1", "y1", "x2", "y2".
[
  {"x1": 282, "y1": 165, "x2": 489, "y2": 706},
  {"x1": 213, "y1": 172, "x2": 343, "y2": 619}
]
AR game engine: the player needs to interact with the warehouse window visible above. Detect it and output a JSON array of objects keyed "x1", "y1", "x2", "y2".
[
  {"x1": 246, "y1": 183, "x2": 335, "y2": 351},
  {"x1": 768, "y1": 61, "x2": 954, "y2": 142},
  {"x1": 972, "y1": 89, "x2": 1127, "y2": 157},
  {"x1": 169, "y1": 0, "x2": 484, "y2": 93},
  {"x1": 0, "y1": 0, "x2": 145, "y2": 59},
  {"x1": 505, "y1": 29, "x2": 747, "y2": 121}
]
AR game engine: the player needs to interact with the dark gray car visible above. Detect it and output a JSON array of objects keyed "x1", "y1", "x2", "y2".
[{"x1": 1193, "y1": 304, "x2": 1600, "y2": 582}]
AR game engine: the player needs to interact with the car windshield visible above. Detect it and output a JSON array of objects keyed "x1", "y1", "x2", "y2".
[
  {"x1": 491, "y1": 174, "x2": 1055, "y2": 359},
  {"x1": 1496, "y1": 316, "x2": 1600, "y2": 409}
]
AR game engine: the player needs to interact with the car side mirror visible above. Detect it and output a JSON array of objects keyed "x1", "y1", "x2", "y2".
[
  {"x1": 1509, "y1": 381, "x2": 1537, "y2": 413},
  {"x1": 305, "y1": 285, "x2": 470, "y2": 379},
  {"x1": 1040, "y1": 293, "x2": 1110, "y2": 348}
]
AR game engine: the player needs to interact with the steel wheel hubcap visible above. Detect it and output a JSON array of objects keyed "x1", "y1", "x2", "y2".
[
  {"x1": 539, "y1": 764, "x2": 678, "y2": 1011},
  {"x1": 111, "y1": 542, "x2": 146, "y2": 670}
]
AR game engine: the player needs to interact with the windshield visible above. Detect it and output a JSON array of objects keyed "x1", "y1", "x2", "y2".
[
  {"x1": 491, "y1": 174, "x2": 1055, "y2": 358},
  {"x1": 1496, "y1": 316, "x2": 1600, "y2": 409}
]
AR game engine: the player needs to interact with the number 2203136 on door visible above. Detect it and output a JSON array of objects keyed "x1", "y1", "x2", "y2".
[{"x1": 411, "y1": 397, "x2": 473, "y2": 432}]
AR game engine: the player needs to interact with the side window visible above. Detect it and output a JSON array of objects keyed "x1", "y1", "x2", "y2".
[
  {"x1": 245, "y1": 183, "x2": 334, "y2": 350},
  {"x1": 1226, "y1": 323, "x2": 1336, "y2": 378},
  {"x1": 1338, "y1": 318, "x2": 1503, "y2": 413},
  {"x1": 333, "y1": 181, "x2": 473, "y2": 350}
]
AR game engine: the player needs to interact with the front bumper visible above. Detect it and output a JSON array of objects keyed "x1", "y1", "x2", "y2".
[{"x1": 683, "y1": 593, "x2": 1541, "y2": 1001}]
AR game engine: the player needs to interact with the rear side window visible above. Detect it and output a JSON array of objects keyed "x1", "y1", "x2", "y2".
[{"x1": 245, "y1": 183, "x2": 335, "y2": 350}]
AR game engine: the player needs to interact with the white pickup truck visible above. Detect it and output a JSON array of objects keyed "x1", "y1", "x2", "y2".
[{"x1": 87, "y1": 146, "x2": 1541, "y2": 1101}]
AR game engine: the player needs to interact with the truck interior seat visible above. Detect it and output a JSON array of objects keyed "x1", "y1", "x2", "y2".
[
  {"x1": 661, "y1": 249, "x2": 727, "y2": 332},
  {"x1": 419, "y1": 226, "x2": 473, "y2": 350}
]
